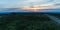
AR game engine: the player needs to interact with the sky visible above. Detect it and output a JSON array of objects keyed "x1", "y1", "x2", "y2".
[{"x1": 0, "y1": 0, "x2": 60, "y2": 8}]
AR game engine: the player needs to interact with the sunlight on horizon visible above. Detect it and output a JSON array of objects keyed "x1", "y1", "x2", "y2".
[{"x1": 20, "y1": 4, "x2": 60, "y2": 12}]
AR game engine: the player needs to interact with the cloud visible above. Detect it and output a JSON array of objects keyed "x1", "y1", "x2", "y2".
[
  {"x1": 39, "y1": 3, "x2": 54, "y2": 6},
  {"x1": 0, "y1": 0, "x2": 60, "y2": 8},
  {"x1": 21, "y1": 0, "x2": 54, "y2": 5},
  {"x1": 0, "y1": 0, "x2": 26, "y2": 8}
]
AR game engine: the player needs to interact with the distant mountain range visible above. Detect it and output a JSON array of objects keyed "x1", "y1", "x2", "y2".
[{"x1": 0, "y1": 8, "x2": 60, "y2": 12}]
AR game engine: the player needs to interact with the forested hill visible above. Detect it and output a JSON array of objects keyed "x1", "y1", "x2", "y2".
[{"x1": 0, "y1": 13, "x2": 57, "y2": 30}]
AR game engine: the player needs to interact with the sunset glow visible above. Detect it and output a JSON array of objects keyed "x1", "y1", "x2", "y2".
[{"x1": 20, "y1": 4, "x2": 60, "y2": 12}]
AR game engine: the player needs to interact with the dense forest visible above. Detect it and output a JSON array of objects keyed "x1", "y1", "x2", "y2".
[{"x1": 0, "y1": 13, "x2": 57, "y2": 30}]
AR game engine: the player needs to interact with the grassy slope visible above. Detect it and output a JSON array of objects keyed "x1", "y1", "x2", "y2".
[{"x1": 49, "y1": 14, "x2": 60, "y2": 18}]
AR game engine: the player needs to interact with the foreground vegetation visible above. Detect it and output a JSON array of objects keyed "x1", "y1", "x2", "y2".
[{"x1": 0, "y1": 13, "x2": 57, "y2": 30}]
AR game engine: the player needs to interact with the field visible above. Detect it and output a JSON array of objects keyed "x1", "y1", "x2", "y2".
[{"x1": 0, "y1": 13, "x2": 57, "y2": 30}]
